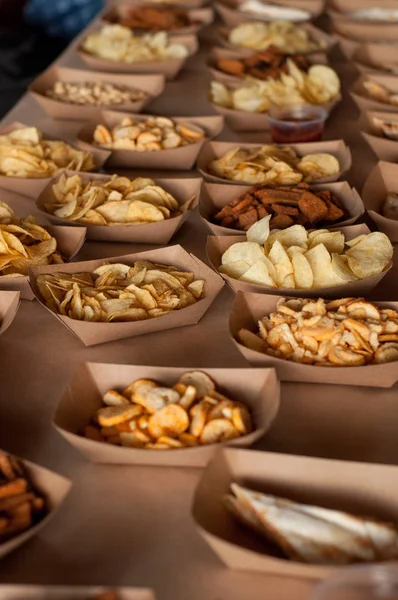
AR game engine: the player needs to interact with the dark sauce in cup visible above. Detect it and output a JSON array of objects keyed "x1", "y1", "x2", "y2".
[{"x1": 269, "y1": 105, "x2": 327, "y2": 144}]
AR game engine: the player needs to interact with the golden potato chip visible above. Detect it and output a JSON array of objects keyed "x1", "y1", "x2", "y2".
[
  {"x1": 346, "y1": 232, "x2": 393, "y2": 278},
  {"x1": 179, "y1": 371, "x2": 215, "y2": 398},
  {"x1": 246, "y1": 215, "x2": 271, "y2": 245},
  {"x1": 291, "y1": 252, "x2": 313, "y2": 289},
  {"x1": 221, "y1": 241, "x2": 266, "y2": 268},
  {"x1": 268, "y1": 240, "x2": 293, "y2": 286},
  {"x1": 309, "y1": 231, "x2": 345, "y2": 254},
  {"x1": 239, "y1": 259, "x2": 276, "y2": 287},
  {"x1": 298, "y1": 154, "x2": 340, "y2": 178},
  {"x1": 200, "y1": 419, "x2": 240, "y2": 444},
  {"x1": 148, "y1": 404, "x2": 189, "y2": 439},
  {"x1": 97, "y1": 404, "x2": 143, "y2": 427}
]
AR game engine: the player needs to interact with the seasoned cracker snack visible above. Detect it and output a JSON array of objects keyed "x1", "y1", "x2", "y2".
[
  {"x1": 0, "y1": 450, "x2": 47, "y2": 543},
  {"x1": 208, "y1": 145, "x2": 340, "y2": 185},
  {"x1": 81, "y1": 25, "x2": 189, "y2": 63},
  {"x1": 82, "y1": 371, "x2": 253, "y2": 448},
  {"x1": 93, "y1": 116, "x2": 205, "y2": 152},
  {"x1": 36, "y1": 261, "x2": 205, "y2": 321},
  {"x1": 211, "y1": 61, "x2": 340, "y2": 111},
  {"x1": 0, "y1": 201, "x2": 64, "y2": 277},
  {"x1": 219, "y1": 217, "x2": 393, "y2": 289},
  {"x1": 45, "y1": 174, "x2": 190, "y2": 226},
  {"x1": 109, "y1": 5, "x2": 194, "y2": 31},
  {"x1": 226, "y1": 483, "x2": 398, "y2": 563},
  {"x1": 0, "y1": 127, "x2": 95, "y2": 178},
  {"x1": 213, "y1": 183, "x2": 348, "y2": 231},
  {"x1": 238, "y1": 297, "x2": 398, "y2": 366},
  {"x1": 227, "y1": 21, "x2": 325, "y2": 54},
  {"x1": 45, "y1": 81, "x2": 147, "y2": 107},
  {"x1": 215, "y1": 47, "x2": 310, "y2": 80}
]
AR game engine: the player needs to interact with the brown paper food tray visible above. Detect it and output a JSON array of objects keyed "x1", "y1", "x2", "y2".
[
  {"x1": 0, "y1": 586, "x2": 155, "y2": 600},
  {"x1": 351, "y1": 74, "x2": 398, "y2": 114},
  {"x1": 362, "y1": 161, "x2": 398, "y2": 242},
  {"x1": 197, "y1": 140, "x2": 352, "y2": 185},
  {"x1": 0, "y1": 452, "x2": 71, "y2": 560},
  {"x1": 102, "y1": 4, "x2": 214, "y2": 35},
  {"x1": 0, "y1": 122, "x2": 110, "y2": 198},
  {"x1": 0, "y1": 291, "x2": 20, "y2": 338},
  {"x1": 36, "y1": 171, "x2": 202, "y2": 244},
  {"x1": 329, "y1": 9, "x2": 398, "y2": 42},
  {"x1": 28, "y1": 66, "x2": 165, "y2": 121},
  {"x1": 107, "y1": 0, "x2": 211, "y2": 8},
  {"x1": 215, "y1": 23, "x2": 336, "y2": 58},
  {"x1": 207, "y1": 224, "x2": 390, "y2": 299},
  {"x1": 352, "y1": 44, "x2": 398, "y2": 75},
  {"x1": 53, "y1": 362, "x2": 280, "y2": 467},
  {"x1": 77, "y1": 33, "x2": 198, "y2": 79},
  {"x1": 215, "y1": 0, "x2": 324, "y2": 27},
  {"x1": 77, "y1": 110, "x2": 224, "y2": 171},
  {"x1": 29, "y1": 245, "x2": 225, "y2": 346},
  {"x1": 330, "y1": 0, "x2": 398, "y2": 13},
  {"x1": 333, "y1": 32, "x2": 362, "y2": 59},
  {"x1": 360, "y1": 110, "x2": 398, "y2": 161},
  {"x1": 192, "y1": 447, "x2": 398, "y2": 577},
  {"x1": 229, "y1": 291, "x2": 398, "y2": 387},
  {"x1": 200, "y1": 180, "x2": 365, "y2": 236}
]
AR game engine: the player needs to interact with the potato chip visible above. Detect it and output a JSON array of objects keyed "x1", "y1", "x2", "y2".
[
  {"x1": 246, "y1": 215, "x2": 271, "y2": 245},
  {"x1": 268, "y1": 240, "x2": 293, "y2": 286},
  {"x1": 239, "y1": 259, "x2": 276, "y2": 287},
  {"x1": 267, "y1": 225, "x2": 307, "y2": 250},
  {"x1": 331, "y1": 254, "x2": 358, "y2": 282},
  {"x1": 304, "y1": 244, "x2": 339, "y2": 288},
  {"x1": 221, "y1": 241, "x2": 266, "y2": 267},
  {"x1": 309, "y1": 231, "x2": 345, "y2": 254},
  {"x1": 219, "y1": 260, "x2": 251, "y2": 279},
  {"x1": 346, "y1": 232, "x2": 393, "y2": 278},
  {"x1": 291, "y1": 252, "x2": 313, "y2": 289},
  {"x1": 298, "y1": 154, "x2": 340, "y2": 178},
  {"x1": 228, "y1": 21, "x2": 324, "y2": 54}
]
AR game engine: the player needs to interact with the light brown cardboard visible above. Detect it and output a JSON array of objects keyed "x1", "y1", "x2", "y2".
[
  {"x1": 77, "y1": 110, "x2": 224, "y2": 170},
  {"x1": 53, "y1": 362, "x2": 280, "y2": 467},
  {"x1": 36, "y1": 171, "x2": 202, "y2": 243},
  {"x1": 360, "y1": 110, "x2": 398, "y2": 161},
  {"x1": 351, "y1": 74, "x2": 398, "y2": 114},
  {"x1": 0, "y1": 586, "x2": 155, "y2": 600},
  {"x1": 229, "y1": 291, "x2": 398, "y2": 387},
  {"x1": 77, "y1": 33, "x2": 199, "y2": 79},
  {"x1": 102, "y1": 5, "x2": 214, "y2": 35},
  {"x1": 361, "y1": 161, "x2": 398, "y2": 242},
  {"x1": 28, "y1": 66, "x2": 165, "y2": 121},
  {"x1": 197, "y1": 140, "x2": 352, "y2": 185},
  {"x1": 29, "y1": 245, "x2": 225, "y2": 346},
  {"x1": 0, "y1": 122, "x2": 110, "y2": 198},
  {"x1": 333, "y1": 32, "x2": 362, "y2": 59},
  {"x1": 330, "y1": 0, "x2": 398, "y2": 13},
  {"x1": 330, "y1": 8, "x2": 398, "y2": 41},
  {"x1": 0, "y1": 452, "x2": 71, "y2": 560},
  {"x1": 215, "y1": 0, "x2": 324, "y2": 27},
  {"x1": 0, "y1": 291, "x2": 20, "y2": 337},
  {"x1": 352, "y1": 44, "x2": 398, "y2": 75},
  {"x1": 200, "y1": 180, "x2": 365, "y2": 236},
  {"x1": 192, "y1": 447, "x2": 398, "y2": 577},
  {"x1": 207, "y1": 224, "x2": 390, "y2": 299}
]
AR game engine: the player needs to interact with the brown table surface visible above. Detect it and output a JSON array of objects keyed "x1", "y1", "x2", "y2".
[{"x1": 0, "y1": 10, "x2": 395, "y2": 600}]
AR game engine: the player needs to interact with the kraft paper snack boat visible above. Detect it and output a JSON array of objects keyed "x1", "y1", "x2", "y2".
[
  {"x1": 352, "y1": 44, "x2": 398, "y2": 75},
  {"x1": 361, "y1": 110, "x2": 398, "y2": 161},
  {"x1": 207, "y1": 223, "x2": 392, "y2": 300},
  {"x1": 329, "y1": 8, "x2": 398, "y2": 42},
  {"x1": 101, "y1": 4, "x2": 214, "y2": 35},
  {"x1": 29, "y1": 245, "x2": 225, "y2": 347},
  {"x1": 329, "y1": 0, "x2": 398, "y2": 13},
  {"x1": 0, "y1": 586, "x2": 155, "y2": 600},
  {"x1": 200, "y1": 181, "x2": 365, "y2": 237},
  {"x1": 0, "y1": 122, "x2": 110, "y2": 198},
  {"x1": 0, "y1": 451, "x2": 71, "y2": 560},
  {"x1": 229, "y1": 291, "x2": 398, "y2": 387},
  {"x1": 53, "y1": 362, "x2": 280, "y2": 467},
  {"x1": 362, "y1": 161, "x2": 398, "y2": 243},
  {"x1": 29, "y1": 66, "x2": 166, "y2": 121},
  {"x1": 192, "y1": 447, "x2": 398, "y2": 577},
  {"x1": 78, "y1": 31, "x2": 199, "y2": 79},
  {"x1": 0, "y1": 291, "x2": 20, "y2": 339},
  {"x1": 36, "y1": 171, "x2": 202, "y2": 244},
  {"x1": 215, "y1": 0, "x2": 324, "y2": 27},
  {"x1": 78, "y1": 110, "x2": 224, "y2": 170},
  {"x1": 197, "y1": 140, "x2": 352, "y2": 185},
  {"x1": 351, "y1": 74, "x2": 398, "y2": 113}
]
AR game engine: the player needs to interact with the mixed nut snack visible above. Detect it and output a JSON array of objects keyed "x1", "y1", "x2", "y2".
[
  {"x1": 0, "y1": 127, "x2": 95, "y2": 178},
  {"x1": 45, "y1": 81, "x2": 148, "y2": 107},
  {"x1": 93, "y1": 116, "x2": 205, "y2": 151},
  {"x1": 215, "y1": 46, "x2": 310, "y2": 80},
  {"x1": 82, "y1": 371, "x2": 253, "y2": 449},
  {"x1": 81, "y1": 25, "x2": 189, "y2": 63},
  {"x1": 0, "y1": 450, "x2": 47, "y2": 544},
  {"x1": 227, "y1": 21, "x2": 326, "y2": 54},
  {"x1": 109, "y1": 5, "x2": 194, "y2": 31},
  {"x1": 36, "y1": 261, "x2": 205, "y2": 322},
  {"x1": 213, "y1": 183, "x2": 348, "y2": 231},
  {"x1": 208, "y1": 145, "x2": 340, "y2": 185}
]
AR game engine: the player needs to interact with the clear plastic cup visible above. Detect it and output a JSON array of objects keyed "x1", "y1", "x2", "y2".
[
  {"x1": 311, "y1": 564, "x2": 398, "y2": 600},
  {"x1": 268, "y1": 103, "x2": 328, "y2": 144}
]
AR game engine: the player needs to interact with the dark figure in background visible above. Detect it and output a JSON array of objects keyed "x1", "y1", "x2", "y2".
[{"x1": 0, "y1": 0, "x2": 104, "y2": 117}]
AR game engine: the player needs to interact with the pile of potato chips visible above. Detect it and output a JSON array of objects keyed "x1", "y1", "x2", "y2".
[
  {"x1": 208, "y1": 145, "x2": 340, "y2": 185},
  {"x1": 46, "y1": 174, "x2": 187, "y2": 226},
  {"x1": 0, "y1": 201, "x2": 63, "y2": 277},
  {"x1": 93, "y1": 116, "x2": 205, "y2": 152},
  {"x1": 83, "y1": 370, "x2": 253, "y2": 449},
  {"x1": 219, "y1": 216, "x2": 393, "y2": 289},
  {"x1": 0, "y1": 127, "x2": 95, "y2": 178},
  {"x1": 82, "y1": 25, "x2": 189, "y2": 63},
  {"x1": 37, "y1": 261, "x2": 205, "y2": 322},
  {"x1": 211, "y1": 62, "x2": 340, "y2": 111},
  {"x1": 228, "y1": 21, "x2": 325, "y2": 54},
  {"x1": 45, "y1": 81, "x2": 147, "y2": 107},
  {"x1": 238, "y1": 297, "x2": 398, "y2": 366}
]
